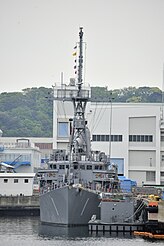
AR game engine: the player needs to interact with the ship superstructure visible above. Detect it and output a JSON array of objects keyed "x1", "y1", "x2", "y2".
[{"x1": 39, "y1": 27, "x2": 119, "y2": 226}]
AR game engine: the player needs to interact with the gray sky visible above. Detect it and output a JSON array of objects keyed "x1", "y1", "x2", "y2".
[{"x1": 0, "y1": 0, "x2": 164, "y2": 93}]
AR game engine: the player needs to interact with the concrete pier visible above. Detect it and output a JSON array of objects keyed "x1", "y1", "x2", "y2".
[{"x1": 0, "y1": 195, "x2": 40, "y2": 216}]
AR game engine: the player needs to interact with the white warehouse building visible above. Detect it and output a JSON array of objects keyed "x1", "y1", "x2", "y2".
[
  {"x1": 0, "y1": 173, "x2": 36, "y2": 196},
  {"x1": 0, "y1": 139, "x2": 41, "y2": 173},
  {"x1": 52, "y1": 84, "x2": 164, "y2": 186}
]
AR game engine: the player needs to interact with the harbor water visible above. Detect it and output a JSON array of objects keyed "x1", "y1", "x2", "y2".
[{"x1": 0, "y1": 216, "x2": 163, "y2": 246}]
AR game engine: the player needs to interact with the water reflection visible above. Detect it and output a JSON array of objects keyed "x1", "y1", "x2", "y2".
[
  {"x1": 0, "y1": 217, "x2": 163, "y2": 245},
  {"x1": 39, "y1": 223, "x2": 134, "y2": 240},
  {"x1": 39, "y1": 224, "x2": 89, "y2": 239}
]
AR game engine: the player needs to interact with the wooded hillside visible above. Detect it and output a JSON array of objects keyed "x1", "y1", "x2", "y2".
[{"x1": 0, "y1": 86, "x2": 162, "y2": 137}]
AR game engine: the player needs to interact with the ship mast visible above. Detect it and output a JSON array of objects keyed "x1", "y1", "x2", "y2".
[
  {"x1": 70, "y1": 27, "x2": 91, "y2": 162},
  {"x1": 77, "y1": 27, "x2": 83, "y2": 95}
]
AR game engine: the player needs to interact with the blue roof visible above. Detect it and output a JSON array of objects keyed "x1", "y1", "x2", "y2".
[{"x1": 3, "y1": 161, "x2": 31, "y2": 166}]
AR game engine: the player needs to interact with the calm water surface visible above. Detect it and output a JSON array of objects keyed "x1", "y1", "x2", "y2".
[{"x1": 0, "y1": 216, "x2": 163, "y2": 246}]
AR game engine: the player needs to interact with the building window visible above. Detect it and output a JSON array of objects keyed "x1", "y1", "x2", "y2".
[
  {"x1": 106, "y1": 135, "x2": 109, "y2": 141},
  {"x1": 4, "y1": 179, "x2": 8, "y2": 183},
  {"x1": 114, "y1": 135, "x2": 118, "y2": 141},
  {"x1": 149, "y1": 135, "x2": 153, "y2": 142},
  {"x1": 92, "y1": 135, "x2": 96, "y2": 141},
  {"x1": 129, "y1": 135, "x2": 153, "y2": 142},
  {"x1": 146, "y1": 171, "x2": 155, "y2": 182},
  {"x1": 14, "y1": 179, "x2": 18, "y2": 183},
  {"x1": 137, "y1": 135, "x2": 140, "y2": 142},
  {"x1": 145, "y1": 135, "x2": 149, "y2": 142},
  {"x1": 97, "y1": 135, "x2": 100, "y2": 141},
  {"x1": 101, "y1": 135, "x2": 105, "y2": 141},
  {"x1": 161, "y1": 172, "x2": 164, "y2": 177},
  {"x1": 92, "y1": 135, "x2": 122, "y2": 142},
  {"x1": 129, "y1": 135, "x2": 132, "y2": 141},
  {"x1": 161, "y1": 131, "x2": 164, "y2": 141},
  {"x1": 24, "y1": 179, "x2": 29, "y2": 183},
  {"x1": 118, "y1": 135, "x2": 122, "y2": 141},
  {"x1": 58, "y1": 122, "x2": 68, "y2": 138},
  {"x1": 141, "y1": 135, "x2": 144, "y2": 142}
]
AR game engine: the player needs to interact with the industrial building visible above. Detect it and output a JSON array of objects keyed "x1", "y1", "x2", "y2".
[
  {"x1": 0, "y1": 173, "x2": 36, "y2": 196},
  {"x1": 52, "y1": 84, "x2": 164, "y2": 186}
]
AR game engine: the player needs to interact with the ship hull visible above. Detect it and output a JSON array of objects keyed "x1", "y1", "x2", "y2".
[{"x1": 40, "y1": 186, "x2": 100, "y2": 226}]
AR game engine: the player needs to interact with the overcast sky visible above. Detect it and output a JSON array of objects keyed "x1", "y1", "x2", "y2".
[{"x1": 0, "y1": 0, "x2": 164, "y2": 93}]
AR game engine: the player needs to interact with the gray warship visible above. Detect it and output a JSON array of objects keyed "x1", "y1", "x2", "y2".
[{"x1": 39, "y1": 27, "x2": 119, "y2": 226}]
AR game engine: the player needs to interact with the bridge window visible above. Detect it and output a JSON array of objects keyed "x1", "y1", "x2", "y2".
[
  {"x1": 59, "y1": 165, "x2": 65, "y2": 169},
  {"x1": 80, "y1": 165, "x2": 85, "y2": 170}
]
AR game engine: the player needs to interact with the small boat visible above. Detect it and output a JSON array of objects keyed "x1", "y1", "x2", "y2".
[{"x1": 134, "y1": 231, "x2": 164, "y2": 240}]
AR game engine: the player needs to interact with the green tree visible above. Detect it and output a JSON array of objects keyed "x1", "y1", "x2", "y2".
[{"x1": 0, "y1": 86, "x2": 162, "y2": 137}]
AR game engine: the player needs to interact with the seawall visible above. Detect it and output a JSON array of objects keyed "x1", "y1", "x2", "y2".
[{"x1": 0, "y1": 195, "x2": 40, "y2": 216}]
